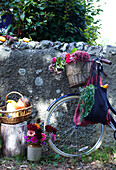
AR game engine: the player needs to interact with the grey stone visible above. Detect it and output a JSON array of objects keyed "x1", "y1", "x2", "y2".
[
  {"x1": 18, "y1": 68, "x2": 26, "y2": 76},
  {"x1": 36, "y1": 69, "x2": 42, "y2": 74},
  {"x1": 54, "y1": 41, "x2": 61, "y2": 46},
  {"x1": 56, "y1": 89, "x2": 61, "y2": 94},
  {"x1": 11, "y1": 42, "x2": 20, "y2": 49},
  {"x1": 75, "y1": 42, "x2": 85, "y2": 50},
  {"x1": 18, "y1": 41, "x2": 29, "y2": 49},
  {"x1": 35, "y1": 42, "x2": 43, "y2": 49},
  {"x1": 28, "y1": 41, "x2": 37, "y2": 49},
  {"x1": 29, "y1": 89, "x2": 33, "y2": 94},
  {"x1": 55, "y1": 42, "x2": 64, "y2": 50},
  {"x1": 54, "y1": 41, "x2": 62, "y2": 49},
  {"x1": 87, "y1": 45, "x2": 102, "y2": 57},
  {"x1": 111, "y1": 51, "x2": 116, "y2": 55},
  {"x1": 60, "y1": 43, "x2": 69, "y2": 52},
  {"x1": 40, "y1": 40, "x2": 54, "y2": 47},
  {"x1": 68, "y1": 42, "x2": 76, "y2": 52},
  {"x1": 84, "y1": 44, "x2": 90, "y2": 51},
  {"x1": 35, "y1": 77, "x2": 43, "y2": 86},
  {"x1": 103, "y1": 45, "x2": 108, "y2": 54},
  {"x1": 4, "y1": 47, "x2": 11, "y2": 51}
]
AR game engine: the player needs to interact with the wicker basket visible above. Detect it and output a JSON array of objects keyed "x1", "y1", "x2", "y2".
[
  {"x1": 0, "y1": 91, "x2": 32, "y2": 124},
  {"x1": 65, "y1": 61, "x2": 91, "y2": 88}
]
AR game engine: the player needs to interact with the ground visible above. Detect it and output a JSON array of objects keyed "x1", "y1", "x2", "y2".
[{"x1": 0, "y1": 147, "x2": 116, "y2": 170}]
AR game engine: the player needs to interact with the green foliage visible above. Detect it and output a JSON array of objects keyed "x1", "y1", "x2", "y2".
[
  {"x1": 56, "y1": 55, "x2": 66, "y2": 70},
  {"x1": 81, "y1": 146, "x2": 114, "y2": 164},
  {"x1": 12, "y1": 153, "x2": 26, "y2": 161},
  {"x1": 0, "y1": 0, "x2": 102, "y2": 44},
  {"x1": 70, "y1": 47, "x2": 77, "y2": 54},
  {"x1": 79, "y1": 84, "x2": 95, "y2": 121}
]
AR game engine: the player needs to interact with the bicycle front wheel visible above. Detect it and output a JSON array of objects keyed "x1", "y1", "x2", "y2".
[{"x1": 44, "y1": 94, "x2": 105, "y2": 157}]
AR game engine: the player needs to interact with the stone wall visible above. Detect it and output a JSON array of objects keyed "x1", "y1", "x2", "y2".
[{"x1": 0, "y1": 40, "x2": 116, "y2": 146}]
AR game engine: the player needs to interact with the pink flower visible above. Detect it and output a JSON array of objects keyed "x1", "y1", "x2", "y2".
[
  {"x1": 71, "y1": 51, "x2": 90, "y2": 62},
  {"x1": 31, "y1": 136, "x2": 38, "y2": 143},
  {"x1": 27, "y1": 130, "x2": 35, "y2": 137},
  {"x1": 52, "y1": 57, "x2": 56, "y2": 63},
  {"x1": 41, "y1": 133, "x2": 46, "y2": 142},
  {"x1": 24, "y1": 136, "x2": 31, "y2": 142},
  {"x1": 65, "y1": 57, "x2": 70, "y2": 63},
  {"x1": 65, "y1": 53, "x2": 70, "y2": 58},
  {"x1": 65, "y1": 53, "x2": 71, "y2": 63},
  {"x1": 49, "y1": 64, "x2": 54, "y2": 71},
  {"x1": 49, "y1": 133, "x2": 56, "y2": 141}
]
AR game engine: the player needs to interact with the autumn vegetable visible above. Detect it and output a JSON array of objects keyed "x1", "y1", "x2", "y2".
[
  {"x1": 6, "y1": 97, "x2": 31, "y2": 111},
  {"x1": 23, "y1": 37, "x2": 30, "y2": 43},
  {"x1": 6, "y1": 100, "x2": 17, "y2": 111},
  {"x1": 101, "y1": 84, "x2": 108, "y2": 89},
  {"x1": 0, "y1": 36, "x2": 6, "y2": 42},
  {"x1": 15, "y1": 98, "x2": 25, "y2": 110}
]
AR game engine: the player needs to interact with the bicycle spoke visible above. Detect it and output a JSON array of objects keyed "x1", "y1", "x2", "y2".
[
  {"x1": 54, "y1": 126, "x2": 75, "y2": 143},
  {"x1": 44, "y1": 95, "x2": 105, "y2": 157},
  {"x1": 56, "y1": 129, "x2": 76, "y2": 145}
]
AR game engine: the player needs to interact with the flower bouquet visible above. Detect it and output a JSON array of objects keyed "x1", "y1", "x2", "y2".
[
  {"x1": 49, "y1": 52, "x2": 67, "y2": 74},
  {"x1": 49, "y1": 49, "x2": 91, "y2": 87},
  {"x1": 24, "y1": 117, "x2": 57, "y2": 161},
  {"x1": 24, "y1": 118, "x2": 57, "y2": 145},
  {"x1": 24, "y1": 119, "x2": 46, "y2": 146}
]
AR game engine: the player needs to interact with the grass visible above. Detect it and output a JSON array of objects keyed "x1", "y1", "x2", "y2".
[
  {"x1": 80, "y1": 146, "x2": 116, "y2": 164},
  {"x1": 0, "y1": 145, "x2": 115, "y2": 169}
]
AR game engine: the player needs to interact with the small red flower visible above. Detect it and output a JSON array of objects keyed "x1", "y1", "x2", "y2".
[
  {"x1": 65, "y1": 57, "x2": 70, "y2": 63},
  {"x1": 65, "y1": 53, "x2": 70, "y2": 58},
  {"x1": 45, "y1": 125, "x2": 57, "y2": 134},
  {"x1": 52, "y1": 57, "x2": 56, "y2": 63},
  {"x1": 65, "y1": 53, "x2": 71, "y2": 64},
  {"x1": 27, "y1": 123, "x2": 37, "y2": 131}
]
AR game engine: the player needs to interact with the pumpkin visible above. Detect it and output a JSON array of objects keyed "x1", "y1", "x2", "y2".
[
  {"x1": 0, "y1": 36, "x2": 6, "y2": 42},
  {"x1": 15, "y1": 98, "x2": 25, "y2": 110},
  {"x1": 101, "y1": 84, "x2": 108, "y2": 89},
  {"x1": 15, "y1": 97, "x2": 31, "y2": 110},
  {"x1": 23, "y1": 37, "x2": 30, "y2": 43}
]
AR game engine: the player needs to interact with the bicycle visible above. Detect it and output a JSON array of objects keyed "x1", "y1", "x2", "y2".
[{"x1": 44, "y1": 57, "x2": 116, "y2": 157}]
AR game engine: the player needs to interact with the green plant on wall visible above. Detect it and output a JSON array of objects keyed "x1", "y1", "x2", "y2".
[{"x1": 0, "y1": 0, "x2": 103, "y2": 45}]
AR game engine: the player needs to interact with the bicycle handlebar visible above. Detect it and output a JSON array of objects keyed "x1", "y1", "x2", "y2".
[{"x1": 100, "y1": 58, "x2": 112, "y2": 65}]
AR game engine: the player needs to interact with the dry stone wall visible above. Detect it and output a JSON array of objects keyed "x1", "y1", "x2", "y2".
[{"x1": 0, "y1": 40, "x2": 116, "y2": 146}]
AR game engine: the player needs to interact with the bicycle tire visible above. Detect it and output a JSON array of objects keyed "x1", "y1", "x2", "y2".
[{"x1": 44, "y1": 94, "x2": 105, "y2": 157}]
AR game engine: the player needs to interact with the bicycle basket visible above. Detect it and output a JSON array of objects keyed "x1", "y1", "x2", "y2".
[{"x1": 65, "y1": 61, "x2": 91, "y2": 88}]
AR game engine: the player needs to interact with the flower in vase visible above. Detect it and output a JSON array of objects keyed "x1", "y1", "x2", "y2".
[
  {"x1": 24, "y1": 117, "x2": 57, "y2": 146},
  {"x1": 27, "y1": 130, "x2": 35, "y2": 137}
]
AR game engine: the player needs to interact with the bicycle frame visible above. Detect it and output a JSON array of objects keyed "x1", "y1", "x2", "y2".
[{"x1": 47, "y1": 93, "x2": 116, "y2": 140}]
